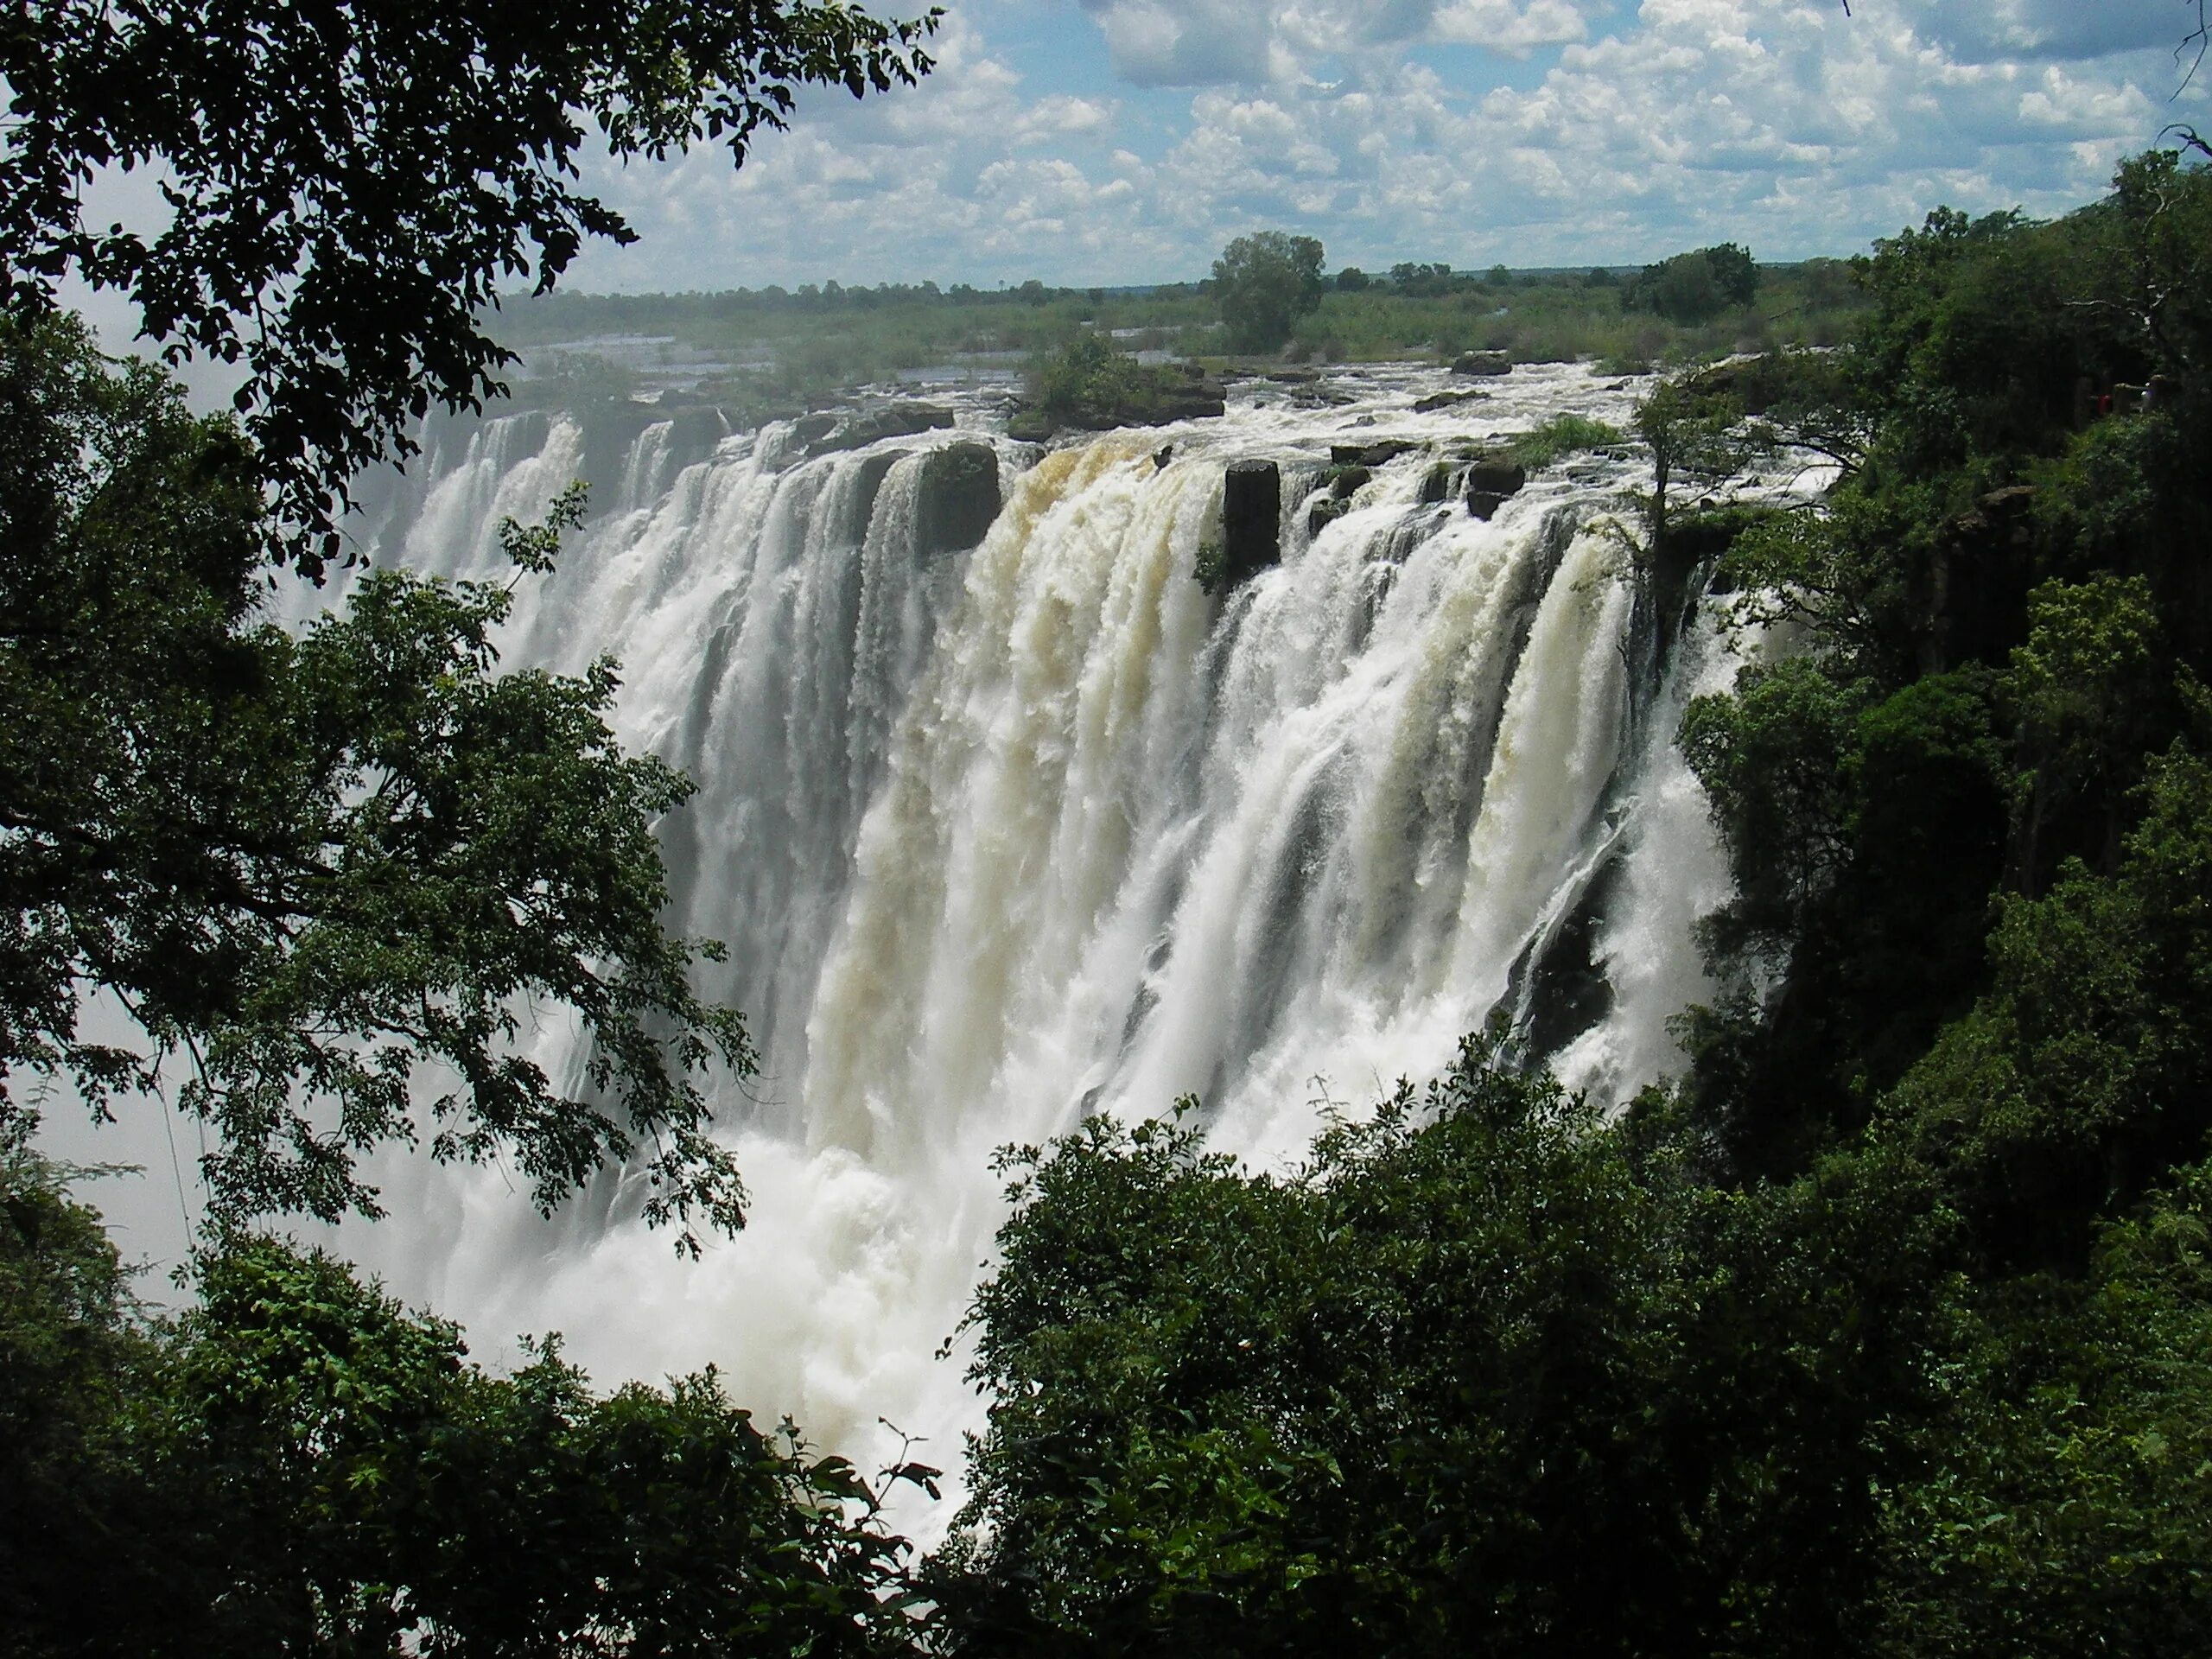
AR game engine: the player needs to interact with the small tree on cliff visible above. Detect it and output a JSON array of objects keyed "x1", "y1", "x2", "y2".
[{"x1": 1212, "y1": 232, "x2": 1326, "y2": 353}]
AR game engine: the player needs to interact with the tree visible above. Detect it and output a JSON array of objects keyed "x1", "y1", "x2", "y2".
[
  {"x1": 1, "y1": 0, "x2": 941, "y2": 1236},
  {"x1": 1211, "y1": 232, "x2": 1325, "y2": 354},
  {"x1": 0, "y1": 0, "x2": 938, "y2": 571},
  {"x1": 0, "y1": 1136, "x2": 935, "y2": 1656},
  {"x1": 1624, "y1": 244, "x2": 1758, "y2": 324},
  {"x1": 0, "y1": 315, "x2": 751, "y2": 1243},
  {"x1": 941, "y1": 1034, "x2": 1957, "y2": 1658}
]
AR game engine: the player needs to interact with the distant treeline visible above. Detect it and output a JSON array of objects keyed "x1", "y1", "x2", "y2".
[{"x1": 496, "y1": 248, "x2": 1868, "y2": 411}]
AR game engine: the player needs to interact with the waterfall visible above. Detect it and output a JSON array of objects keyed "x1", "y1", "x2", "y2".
[{"x1": 321, "y1": 365, "x2": 1758, "y2": 1534}]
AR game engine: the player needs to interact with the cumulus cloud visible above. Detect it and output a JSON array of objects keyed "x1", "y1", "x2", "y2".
[{"x1": 558, "y1": 0, "x2": 2210, "y2": 289}]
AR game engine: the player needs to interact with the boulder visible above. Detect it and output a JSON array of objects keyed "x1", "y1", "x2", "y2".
[
  {"x1": 1466, "y1": 491, "x2": 1510, "y2": 522},
  {"x1": 1465, "y1": 454, "x2": 1527, "y2": 499},
  {"x1": 914, "y1": 442, "x2": 1001, "y2": 556},
  {"x1": 1452, "y1": 351, "x2": 1513, "y2": 377},
  {"x1": 1309, "y1": 497, "x2": 1349, "y2": 537},
  {"x1": 1419, "y1": 463, "x2": 1453, "y2": 505},
  {"x1": 1328, "y1": 464, "x2": 1372, "y2": 500},
  {"x1": 1221, "y1": 460, "x2": 1282, "y2": 588},
  {"x1": 1329, "y1": 439, "x2": 1421, "y2": 468},
  {"x1": 1414, "y1": 389, "x2": 1488, "y2": 413},
  {"x1": 804, "y1": 400, "x2": 954, "y2": 459}
]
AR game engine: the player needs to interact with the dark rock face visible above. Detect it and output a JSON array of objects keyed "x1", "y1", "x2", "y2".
[
  {"x1": 1465, "y1": 455, "x2": 1528, "y2": 499},
  {"x1": 1222, "y1": 460, "x2": 1282, "y2": 588},
  {"x1": 1419, "y1": 463, "x2": 1452, "y2": 505},
  {"x1": 1010, "y1": 375, "x2": 1229, "y2": 440},
  {"x1": 1309, "y1": 498, "x2": 1348, "y2": 537},
  {"x1": 849, "y1": 451, "x2": 903, "y2": 538},
  {"x1": 915, "y1": 442, "x2": 1001, "y2": 556},
  {"x1": 1466, "y1": 491, "x2": 1509, "y2": 521},
  {"x1": 802, "y1": 401, "x2": 955, "y2": 460},
  {"x1": 1452, "y1": 351, "x2": 1513, "y2": 377},
  {"x1": 1414, "y1": 389, "x2": 1489, "y2": 413},
  {"x1": 1329, "y1": 464, "x2": 1372, "y2": 500},
  {"x1": 1330, "y1": 439, "x2": 1421, "y2": 468}
]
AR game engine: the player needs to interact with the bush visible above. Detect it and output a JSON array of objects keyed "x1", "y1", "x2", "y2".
[{"x1": 1508, "y1": 412, "x2": 1624, "y2": 469}]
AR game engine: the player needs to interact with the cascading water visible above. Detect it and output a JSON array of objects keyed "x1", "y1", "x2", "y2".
[{"x1": 312, "y1": 364, "x2": 1775, "y2": 1535}]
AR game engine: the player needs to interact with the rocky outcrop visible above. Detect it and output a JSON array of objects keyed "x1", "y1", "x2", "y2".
[
  {"x1": 914, "y1": 442, "x2": 1001, "y2": 557},
  {"x1": 1008, "y1": 367, "x2": 1229, "y2": 441},
  {"x1": 1330, "y1": 439, "x2": 1421, "y2": 468},
  {"x1": 797, "y1": 400, "x2": 954, "y2": 460},
  {"x1": 1465, "y1": 455, "x2": 1528, "y2": 495},
  {"x1": 1414, "y1": 388, "x2": 1490, "y2": 413},
  {"x1": 1452, "y1": 351, "x2": 1513, "y2": 377},
  {"x1": 1464, "y1": 453, "x2": 1528, "y2": 519},
  {"x1": 1222, "y1": 460, "x2": 1282, "y2": 588}
]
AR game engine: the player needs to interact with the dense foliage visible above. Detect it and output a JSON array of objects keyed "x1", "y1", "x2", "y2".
[
  {"x1": 1624, "y1": 243, "x2": 1760, "y2": 324},
  {"x1": 1, "y1": 0, "x2": 938, "y2": 570},
  {"x1": 0, "y1": 315, "x2": 755, "y2": 1242},
  {"x1": 0, "y1": 1122, "x2": 930, "y2": 1656},
  {"x1": 1210, "y1": 232, "x2": 1327, "y2": 353},
  {"x1": 939, "y1": 149, "x2": 2212, "y2": 1656}
]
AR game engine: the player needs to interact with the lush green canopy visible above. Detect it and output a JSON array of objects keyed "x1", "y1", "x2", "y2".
[
  {"x1": 0, "y1": 1124, "x2": 933, "y2": 1656},
  {"x1": 1211, "y1": 232, "x2": 1326, "y2": 354},
  {"x1": 1, "y1": 0, "x2": 938, "y2": 569},
  {"x1": 940, "y1": 149, "x2": 2212, "y2": 1658}
]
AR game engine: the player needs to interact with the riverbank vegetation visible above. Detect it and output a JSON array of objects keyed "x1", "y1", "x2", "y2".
[
  {"x1": 488, "y1": 250, "x2": 1871, "y2": 415},
  {"x1": 934, "y1": 145, "x2": 2212, "y2": 1656},
  {"x1": 6, "y1": 0, "x2": 2212, "y2": 1639}
]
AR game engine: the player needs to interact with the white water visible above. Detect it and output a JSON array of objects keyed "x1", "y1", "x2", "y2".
[{"x1": 97, "y1": 365, "x2": 1772, "y2": 1535}]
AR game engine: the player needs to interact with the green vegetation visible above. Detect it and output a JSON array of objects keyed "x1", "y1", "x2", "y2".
[
  {"x1": 937, "y1": 148, "x2": 2212, "y2": 1656},
  {"x1": 0, "y1": 1121, "x2": 929, "y2": 1656},
  {"x1": 486, "y1": 255, "x2": 1870, "y2": 411},
  {"x1": 1211, "y1": 232, "x2": 1328, "y2": 353},
  {"x1": 1506, "y1": 411, "x2": 1624, "y2": 470},
  {"x1": 0, "y1": 315, "x2": 751, "y2": 1243},
  {"x1": 1624, "y1": 242, "x2": 1760, "y2": 323},
  {"x1": 1015, "y1": 334, "x2": 1219, "y2": 438}
]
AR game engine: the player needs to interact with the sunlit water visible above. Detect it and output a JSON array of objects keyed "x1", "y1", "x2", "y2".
[{"x1": 58, "y1": 364, "x2": 1817, "y2": 1538}]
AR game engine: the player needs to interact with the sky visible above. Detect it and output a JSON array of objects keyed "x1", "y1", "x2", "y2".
[{"x1": 559, "y1": 0, "x2": 2212, "y2": 291}]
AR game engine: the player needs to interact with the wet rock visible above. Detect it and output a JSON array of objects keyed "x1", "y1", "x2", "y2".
[
  {"x1": 1309, "y1": 497, "x2": 1349, "y2": 537},
  {"x1": 914, "y1": 442, "x2": 1001, "y2": 556},
  {"x1": 1414, "y1": 389, "x2": 1489, "y2": 413},
  {"x1": 804, "y1": 400, "x2": 955, "y2": 459},
  {"x1": 1222, "y1": 459, "x2": 1282, "y2": 588},
  {"x1": 1329, "y1": 439, "x2": 1421, "y2": 468},
  {"x1": 1329, "y1": 464, "x2": 1372, "y2": 499},
  {"x1": 1008, "y1": 374, "x2": 1229, "y2": 440},
  {"x1": 1452, "y1": 351, "x2": 1513, "y2": 377},
  {"x1": 1419, "y1": 462, "x2": 1453, "y2": 505},
  {"x1": 1465, "y1": 454, "x2": 1528, "y2": 499},
  {"x1": 1466, "y1": 491, "x2": 1510, "y2": 521}
]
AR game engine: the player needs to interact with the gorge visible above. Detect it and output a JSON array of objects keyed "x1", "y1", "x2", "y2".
[{"x1": 316, "y1": 362, "x2": 1803, "y2": 1527}]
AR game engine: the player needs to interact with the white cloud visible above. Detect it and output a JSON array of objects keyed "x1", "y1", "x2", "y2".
[{"x1": 556, "y1": 0, "x2": 2210, "y2": 288}]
